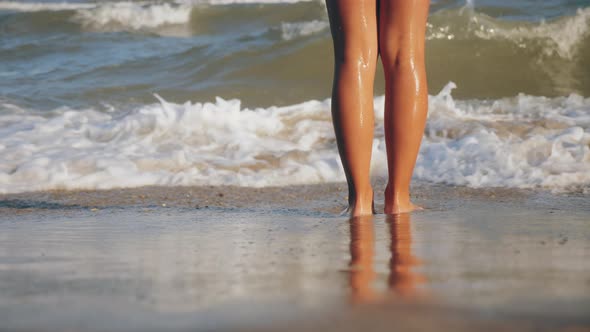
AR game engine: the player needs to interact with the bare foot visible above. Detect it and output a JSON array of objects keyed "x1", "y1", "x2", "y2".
[
  {"x1": 384, "y1": 202, "x2": 423, "y2": 215},
  {"x1": 384, "y1": 186, "x2": 423, "y2": 215}
]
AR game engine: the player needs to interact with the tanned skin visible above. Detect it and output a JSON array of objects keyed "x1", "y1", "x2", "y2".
[{"x1": 326, "y1": 0, "x2": 430, "y2": 216}]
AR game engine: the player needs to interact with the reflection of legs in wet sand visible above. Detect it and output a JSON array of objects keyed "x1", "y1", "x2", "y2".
[
  {"x1": 387, "y1": 214, "x2": 425, "y2": 298},
  {"x1": 349, "y1": 214, "x2": 425, "y2": 304},
  {"x1": 349, "y1": 216, "x2": 378, "y2": 303}
]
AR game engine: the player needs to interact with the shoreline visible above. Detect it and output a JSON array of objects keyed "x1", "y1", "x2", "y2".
[{"x1": 2, "y1": 179, "x2": 587, "y2": 218}]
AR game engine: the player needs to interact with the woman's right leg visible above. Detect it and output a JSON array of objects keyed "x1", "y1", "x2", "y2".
[
  {"x1": 379, "y1": 0, "x2": 430, "y2": 214},
  {"x1": 326, "y1": 0, "x2": 379, "y2": 217}
]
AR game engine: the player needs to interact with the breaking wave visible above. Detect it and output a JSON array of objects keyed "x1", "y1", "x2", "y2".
[{"x1": 1, "y1": 83, "x2": 588, "y2": 194}]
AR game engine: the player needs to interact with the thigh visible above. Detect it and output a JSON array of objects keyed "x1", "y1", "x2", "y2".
[{"x1": 326, "y1": 0, "x2": 378, "y2": 64}]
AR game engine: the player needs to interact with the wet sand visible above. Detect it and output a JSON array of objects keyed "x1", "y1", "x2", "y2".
[{"x1": 0, "y1": 180, "x2": 589, "y2": 332}]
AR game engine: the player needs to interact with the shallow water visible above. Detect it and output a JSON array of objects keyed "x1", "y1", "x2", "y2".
[
  {"x1": 1, "y1": 200, "x2": 589, "y2": 331},
  {"x1": 1, "y1": 0, "x2": 589, "y2": 109}
]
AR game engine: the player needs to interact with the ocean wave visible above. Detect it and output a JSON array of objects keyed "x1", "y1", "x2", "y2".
[
  {"x1": 428, "y1": 6, "x2": 590, "y2": 60},
  {"x1": 0, "y1": 1, "x2": 324, "y2": 34},
  {"x1": 1, "y1": 3, "x2": 588, "y2": 113},
  {"x1": 4, "y1": 0, "x2": 588, "y2": 59},
  {"x1": 0, "y1": 83, "x2": 588, "y2": 194},
  {"x1": 71, "y1": 2, "x2": 193, "y2": 30},
  {"x1": 0, "y1": 1, "x2": 95, "y2": 11},
  {"x1": 0, "y1": 0, "x2": 317, "y2": 13},
  {"x1": 474, "y1": 7, "x2": 590, "y2": 60},
  {"x1": 280, "y1": 20, "x2": 328, "y2": 41}
]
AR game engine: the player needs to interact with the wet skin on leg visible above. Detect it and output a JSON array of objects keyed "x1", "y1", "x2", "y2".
[
  {"x1": 326, "y1": 0, "x2": 378, "y2": 217},
  {"x1": 380, "y1": 0, "x2": 430, "y2": 214},
  {"x1": 326, "y1": 0, "x2": 429, "y2": 216}
]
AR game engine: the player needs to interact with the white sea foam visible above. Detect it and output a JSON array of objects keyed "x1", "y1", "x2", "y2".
[
  {"x1": 0, "y1": 1, "x2": 95, "y2": 11},
  {"x1": 416, "y1": 83, "x2": 590, "y2": 189},
  {"x1": 0, "y1": 83, "x2": 589, "y2": 194},
  {"x1": 72, "y1": 2, "x2": 193, "y2": 30},
  {"x1": 280, "y1": 20, "x2": 329, "y2": 40}
]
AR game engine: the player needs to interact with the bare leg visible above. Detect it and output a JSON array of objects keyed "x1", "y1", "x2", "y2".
[
  {"x1": 379, "y1": 0, "x2": 430, "y2": 214},
  {"x1": 326, "y1": 0, "x2": 378, "y2": 217}
]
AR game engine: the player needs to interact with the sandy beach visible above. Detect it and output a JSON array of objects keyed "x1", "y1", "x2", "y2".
[
  {"x1": 1, "y1": 181, "x2": 589, "y2": 331},
  {"x1": 2, "y1": 0, "x2": 590, "y2": 331}
]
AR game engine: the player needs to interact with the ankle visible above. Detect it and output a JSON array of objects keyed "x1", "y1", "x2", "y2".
[
  {"x1": 384, "y1": 186, "x2": 410, "y2": 206},
  {"x1": 347, "y1": 186, "x2": 374, "y2": 216},
  {"x1": 349, "y1": 186, "x2": 373, "y2": 205}
]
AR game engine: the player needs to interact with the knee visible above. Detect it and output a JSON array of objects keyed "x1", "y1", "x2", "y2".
[
  {"x1": 382, "y1": 51, "x2": 415, "y2": 73},
  {"x1": 333, "y1": 43, "x2": 377, "y2": 71},
  {"x1": 379, "y1": 36, "x2": 424, "y2": 72}
]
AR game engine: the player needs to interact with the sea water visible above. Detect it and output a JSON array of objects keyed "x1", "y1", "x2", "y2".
[{"x1": 0, "y1": 0, "x2": 589, "y2": 194}]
